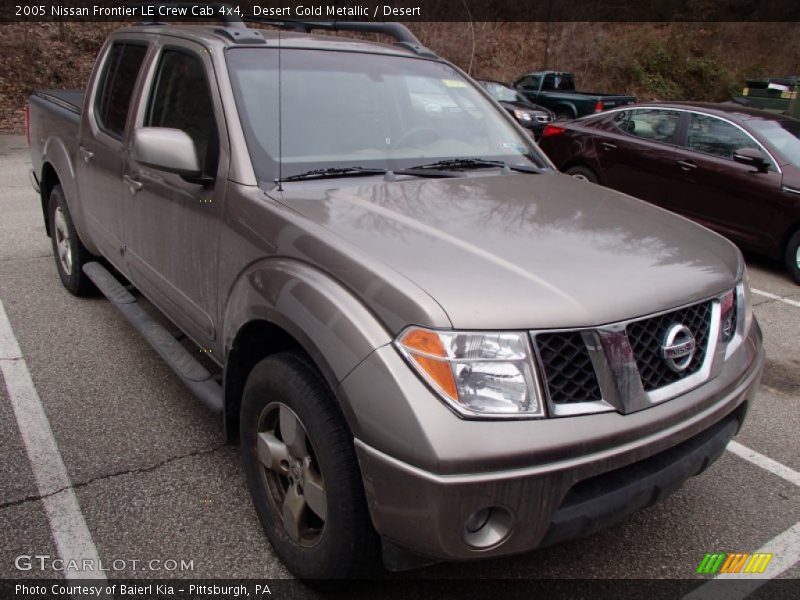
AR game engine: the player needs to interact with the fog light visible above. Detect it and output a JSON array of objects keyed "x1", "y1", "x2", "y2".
[
  {"x1": 465, "y1": 508, "x2": 491, "y2": 533},
  {"x1": 463, "y1": 506, "x2": 513, "y2": 549}
]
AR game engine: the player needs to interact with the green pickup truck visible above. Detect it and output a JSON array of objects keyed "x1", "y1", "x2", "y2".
[
  {"x1": 514, "y1": 71, "x2": 635, "y2": 120},
  {"x1": 733, "y1": 77, "x2": 800, "y2": 118}
]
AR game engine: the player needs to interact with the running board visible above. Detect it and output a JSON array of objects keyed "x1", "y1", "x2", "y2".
[{"x1": 83, "y1": 262, "x2": 223, "y2": 414}]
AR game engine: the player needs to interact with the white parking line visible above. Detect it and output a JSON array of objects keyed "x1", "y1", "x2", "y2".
[
  {"x1": 727, "y1": 441, "x2": 800, "y2": 488},
  {"x1": 752, "y1": 288, "x2": 800, "y2": 309},
  {"x1": 682, "y1": 521, "x2": 800, "y2": 600},
  {"x1": 0, "y1": 299, "x2": 106, "y2": 582}
]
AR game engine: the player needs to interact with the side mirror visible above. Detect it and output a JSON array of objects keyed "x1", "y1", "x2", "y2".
[
  {"x1": 132, "y1": 127, "x2": 201, "y2": 177},
  {"x1": 733, "y1": 147, "x2": 769, "y2": 172}
]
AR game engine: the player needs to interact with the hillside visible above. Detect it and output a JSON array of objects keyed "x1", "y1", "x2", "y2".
[{"x1": 1, "y1": 21, "x2": 798, "y2": 133}]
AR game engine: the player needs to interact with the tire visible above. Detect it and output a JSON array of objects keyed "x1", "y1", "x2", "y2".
[
  {"x1": 240, "y1": 352, "x2": 378, "y2": 584},
  {"x1": 785, "y1": 229, "x2": 800, "y2": 284},
  {"x1": 48, "y1": 185, "x2": 96, "y2": 296},
  {"x1": 565, "y1": 165, "x2": 599, "y2": 183}
]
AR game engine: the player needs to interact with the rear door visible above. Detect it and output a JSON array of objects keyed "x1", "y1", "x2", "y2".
[
  {"x1": 78, "y1": 39, "x2": 149, "y2": 258},
  {"x1": 123, "y1": 41, "x2": 227, "y2": 345},
  {"x1": 667, "y1": 112, "x2": 782, "y2": 247},
  {"x1": 593, "y1": 108, "x2": 681, "y2": 206}
]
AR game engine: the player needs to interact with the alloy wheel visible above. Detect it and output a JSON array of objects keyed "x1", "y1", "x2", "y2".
[
  {"x1": 256, "y1": 402, "x2": 327, "y2": 546},
  {"x1": 54, "y1": 206, "x2": 73, "y2": 276}
]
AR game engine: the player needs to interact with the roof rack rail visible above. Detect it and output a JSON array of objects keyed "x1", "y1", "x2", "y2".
[
  {"x1": 132, "y1": 2, "x2": 267, "y2": 43},
  {"x1": 133, "y1": 2, "x2": 243, "y2": 25},
  {"x1": 129, "y1": 4, "x2": 434, "y2": 57},
  {"x1": 244, "y1": 18, "x2": 437, "y2": 57}
]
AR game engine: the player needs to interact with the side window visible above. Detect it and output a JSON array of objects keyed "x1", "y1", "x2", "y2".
[
  {"x1": 145, "y1": 49, "x2": 219, "y2": 177},
  {"x1": 517, "y1": 75, "x2": 540, "y2": 91},
  {"x1": 613, "y1": 108, "x2": 680, "y2": 143},
  {"x1": 95, "y1": 43, "x2": 148, "y2": 139},
  {"x1": 542, "y1": 74, "x2": 556, "y2": 91},
  {"x1": 686, "y1": 113, "x2": 762, "y2": 161}
]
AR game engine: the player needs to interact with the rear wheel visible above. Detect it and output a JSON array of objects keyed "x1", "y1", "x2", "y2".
[
  {"x1": 565, "y1": 165, "x2": 599, "y2": 183},
  {"x1": 240, "y1": 352, "x2": 378, "y2": 584},
  {"x1": 785, "y1": 229, "x2": 800, "y2": 284},
  {"x1": 554, "y1": 108, "x2": 574, "y2": 121},
  {"x1": 48, "y1": 185, "x2": 96, "y2": 296}
]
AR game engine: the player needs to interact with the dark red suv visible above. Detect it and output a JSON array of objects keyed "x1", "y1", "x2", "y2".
[{"x1": 538, "y1": 102, "x2": 800, "y2": 283}]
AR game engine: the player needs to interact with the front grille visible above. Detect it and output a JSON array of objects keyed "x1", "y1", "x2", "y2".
[
  {"x1": 626, "y1": 301, "x2": 712, "y2": 391},
  {"x1": 536, "y1": 115, "x2": 552, "y2": 123},
  {"x1": 535, "y1": 331, "x2": 602, "y2": 404}
]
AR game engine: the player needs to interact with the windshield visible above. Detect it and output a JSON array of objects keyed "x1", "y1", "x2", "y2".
[
  {"x1": 226, "y1": 48, "x2": 546, "y2": 182},
  {"x1": 483, "y1": 81, "x2": 525, "y2": 104},
  {"x1": 748, "y1": 118, "x2": 800, "y2": 168}
]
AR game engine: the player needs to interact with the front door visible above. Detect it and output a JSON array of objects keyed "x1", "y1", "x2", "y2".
[
  {"x1": 123, "y1": 42, "x2": 227, "y2": 345},
  {"x1": 667, "y1": 112, "x2": 782, "y2": 248}
]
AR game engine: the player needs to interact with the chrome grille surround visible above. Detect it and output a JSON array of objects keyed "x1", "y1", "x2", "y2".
[{"x1": 531, "y1": 293, "x2": 727, "y2": 417}]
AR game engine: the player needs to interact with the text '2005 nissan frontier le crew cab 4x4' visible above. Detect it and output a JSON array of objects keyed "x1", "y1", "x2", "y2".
[{"x1": 27, "y1": 14, "x2": 763, "y2": 583}]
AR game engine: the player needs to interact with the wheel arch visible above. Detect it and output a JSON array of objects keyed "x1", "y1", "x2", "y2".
[
  {"x1": 553, "y1": 102, "x2": 578, "y2": 119},
  {"x1": 780, "y1": 218, "x2": 800, "y2": 256},
  {"x1": 222, "y1": 258, "x2": 392, "y2": 442},
  {"x1": 39, "y1": 162, "x2": 60, "y2": 236},
  {"x1": 39, "y1": 136, "x2": 96, "y2": 253}
]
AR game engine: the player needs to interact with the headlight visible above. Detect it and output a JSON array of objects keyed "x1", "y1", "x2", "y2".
[
  {"x1": 725, "y1": 265, "x2": 754, "y2": 358},
  {"x1": 395, "y1": 327, "x2": 544, "y2": 418},
  {"x1": 739, "y1": 265, "x2": 753, "y2": 336},
  {"x1": 514, "y1": 109, "x2": 533, "y2": 121}
]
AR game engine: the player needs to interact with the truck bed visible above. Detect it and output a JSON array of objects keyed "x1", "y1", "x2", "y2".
[
  {"x1": 34, "y1": 90, "x2": 85, "y2": 114},
  {"x1": 28, "y1": 89, "x2": 84, "y2": 201}
]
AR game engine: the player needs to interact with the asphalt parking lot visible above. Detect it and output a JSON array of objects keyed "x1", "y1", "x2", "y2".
[{"x1": 0, "y1": 134, "x2": 797, "y2": 595}]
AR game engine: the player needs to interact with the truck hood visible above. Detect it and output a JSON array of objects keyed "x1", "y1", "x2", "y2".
[{"x1": 279, "y1": 172, "x2": 740, "y2": 329}]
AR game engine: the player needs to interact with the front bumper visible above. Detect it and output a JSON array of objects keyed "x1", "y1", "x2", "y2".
[{"x1": 342, "y1": 322, "x2": 763, "y2": 562}]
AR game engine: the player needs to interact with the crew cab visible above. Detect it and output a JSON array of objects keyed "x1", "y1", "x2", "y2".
[
  {"x1": 514, "y1": 71, "x2": 635, "y2": 120},
  {"x1": 27, "y1": 15, "x2": 762, "y2": 583}
]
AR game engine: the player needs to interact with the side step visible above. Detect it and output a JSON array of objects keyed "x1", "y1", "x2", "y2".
[{"x1": 83, "y1": 262, "x2": 223, "y2": 414}]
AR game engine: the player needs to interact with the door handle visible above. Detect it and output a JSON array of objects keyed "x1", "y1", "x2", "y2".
[
  {"x1": 123, "y1": 174, "x2": 143, "y2": 194},
  {"x1": 677, "y1": 159, "x2": 697, "y2": 171},
  {"x1": 79, "y1": 146, "x2": 94, "y2": 164},
  {"x1": 600, "y1": 141, "x2": 617, "y2": 150}
]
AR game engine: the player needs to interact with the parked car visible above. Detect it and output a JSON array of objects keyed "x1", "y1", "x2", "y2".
[
  {"x1": 477, "y1": 79, "x2": 554, "y2": 138},
  {"x1": 538, "y1": 102, "x2": 800, "y2": 283},
  {"x1": 27, "y1": 15, "x2": 762, "y2": 584},
  {"x1": 513, "y1": 71, "x2": 635, "y2": 120}
]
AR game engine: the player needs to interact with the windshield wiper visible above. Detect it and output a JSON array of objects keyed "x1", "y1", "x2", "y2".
[
  {"x1": 280, "y1": 167, "x2": 387, "y2": 182},
  {"x1": 408, "y1": 158, "x2": 542, "y2": 174},
  {"x1": 278, "y1": 159, "x2": 542, "y2": 184}
]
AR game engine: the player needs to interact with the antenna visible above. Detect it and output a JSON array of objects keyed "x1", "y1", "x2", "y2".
[{"x1": 275, "y1": 25, "x2": 283, "y2": 191}]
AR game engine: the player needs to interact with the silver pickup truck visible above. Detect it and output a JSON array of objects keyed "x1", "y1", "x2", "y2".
[{"x1": 28, "y1": 15, "x2": 763, "y2": 583}]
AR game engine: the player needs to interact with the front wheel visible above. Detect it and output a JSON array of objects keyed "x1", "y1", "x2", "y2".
[
  {"x1": 48, "y1": 185, "x2": 96, "y2": 296},
  {"x1": 785, "y1": 229, "x2": 800, "y2": 284},
  {"x1": 240, "y1": 352, "x2": 378, "y2": 584}
]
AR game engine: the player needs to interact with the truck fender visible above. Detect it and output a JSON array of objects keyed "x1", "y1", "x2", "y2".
[
  {"x1": 222, "y1": 258, "x2": 393, "y2": 438},
  {"x1": 40, "y1": 137, "x2": 98, "y2": 254}
]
